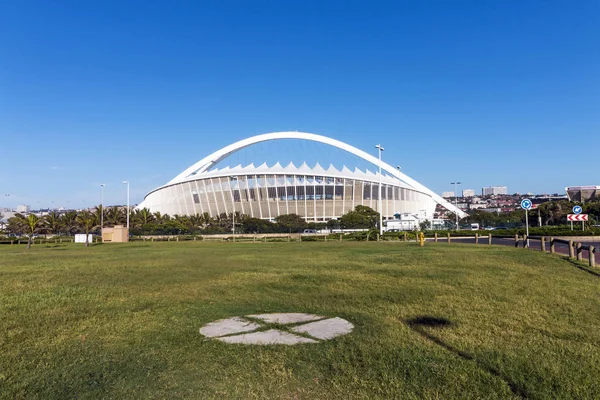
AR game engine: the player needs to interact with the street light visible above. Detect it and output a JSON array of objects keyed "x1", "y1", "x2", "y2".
[
  {"x1": 375, "y1": 144, "x2": 384, "y2": 236},
  {"x1": 450, "y1": 181, "x2": 461, "y2": 230},
  {"x1": 100, "y1": 184, "x2": 105, "y2": 236},
  {"x1": 122, "y1": 181, "x2": 129, "y2": 230}
]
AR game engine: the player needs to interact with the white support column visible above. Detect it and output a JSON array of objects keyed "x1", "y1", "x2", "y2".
[
  {"x1": 332, "y1": 180, "x2": 336, "y2": 219},
  {"x1": 187, "y1": 182, "x2": 198, "y2": 215},
  {"x1": 171, "y1": 185, "x2": 182, "y2": 216},
  {"x1": 178, "y1": 183, "x2": 190, "y2": 215},
  {"x1": 385, "y1": 185, "x2": 389, "y2": 221},
  {"x1": 219, "y1": 177, "x2": 229, "y2": 216},
  {"x1": 275, "y1": 175, "x2": 281, "y2": 218},
  {"x1": 256, "y1": 175, "x2": 263, "y2": 219},
  {"x1": 304, "y1": 176, "x2": 308, "y2": 220},
  {"x1": 238, "y1": 177, "x2": 246, "y2": 217},
  {"x1": 264, "y1": 174, "x2": 271, "y2": 221},
  {"x1": 244, "y1": 176, "x2": 254, "y2": 218},
  {"x1": 228, "y1": 178, "x2": 236, "y2": 218},
  {"x1": 202, "y1": 180, "x2": 212, "y2": 217},
  {"x1": 211, "y1": 178, "x2": 221, "y2": 216},
  {"x1": 342, "y1": 178, "x2": 346, "y2": 215},
  {"x1": 322, "y1": 179, "x2": 326, "y2": 220},
  {"x1": 193, "y1": 181, "x2": 205, "y2": 215},
  {"x1": 284, "y1": 176, "x2": 290, "y2": 215},
  {"x1": 313, "y1": 180, "x2": 317, "y2": 222}
]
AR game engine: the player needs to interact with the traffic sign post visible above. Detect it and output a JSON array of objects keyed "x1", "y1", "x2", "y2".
[
  {"x1": 567, "y1": 213, "x2": 588, "y2": 231},
  {"x1": 521, "y1": 199, "x2": 532, "y2": 248},
  {"x1": 572, "y1": 206, "x2": 583, "y2": 231}
]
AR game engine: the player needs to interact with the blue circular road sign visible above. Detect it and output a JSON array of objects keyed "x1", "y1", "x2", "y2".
[
  {"x1": 573, "y1": 205, "x2": 582, "y2": 214},
  {"x1": 521, "y1": 199, "x2": 532, "y2": 210}
]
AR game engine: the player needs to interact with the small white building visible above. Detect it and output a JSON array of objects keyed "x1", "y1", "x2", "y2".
[
  {"x1": 384, "y1": 213, "x2": 421, "y2": 231},
  {"x1": 16, "y1": 205, "x2": 30, "y2": 213}
]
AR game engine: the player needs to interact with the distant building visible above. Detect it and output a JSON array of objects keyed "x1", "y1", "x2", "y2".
[
  {"x1": 482, "y1": 186, "x2": 508, "y2": 196},
  {"x1": 442, "y1": 191, "x2": 455, "y2": 198},
  {"x1": 16, "y1": 205, "x2": 30, "y2": 213},
  {"x1": 566, "y1": 186, "x2": 600, "y2": 202},
  {"x1": 469, "y1": 203, "x2": 487, "y2": 210},
  {"x1": 462, "y1": 189, "x2": 475, "y2": 197}
]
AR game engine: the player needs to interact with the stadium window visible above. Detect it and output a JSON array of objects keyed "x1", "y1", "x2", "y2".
[
  {"x1": 325, "y1": 186, "x2": 334, "y2": 200},
  {"x1": 192, "y1": 191, "x2": 200, "y2": 204}
]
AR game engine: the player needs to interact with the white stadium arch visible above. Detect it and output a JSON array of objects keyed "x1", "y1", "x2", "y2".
[{"x1": 137, "y1": 131, "x2": 467, "y2": 220}]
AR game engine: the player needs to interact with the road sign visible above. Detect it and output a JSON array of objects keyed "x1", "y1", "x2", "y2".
[
  {"x1": 567, "y1": 214, "x2": 588, "y2": 221},
  {"x1": 573, "y1": 206, "x2": 582, "y2": 214},
  {"x1": 521, "y1": 199, "x2": 532, "y2": 210}
]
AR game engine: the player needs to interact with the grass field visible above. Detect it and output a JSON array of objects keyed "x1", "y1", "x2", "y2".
[{"x1": 1, "y1": 242, "x2": 599, "y2": 399}]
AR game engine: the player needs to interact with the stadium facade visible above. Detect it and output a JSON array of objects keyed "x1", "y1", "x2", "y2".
[{"x1": 137, "y1": 132, "x2": 466, "y2": 221}]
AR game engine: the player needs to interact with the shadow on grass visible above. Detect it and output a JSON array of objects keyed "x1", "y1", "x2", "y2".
[
  {"x1": 406, "y1": 316, "x2": 529, "y2": 399},
  {"x1": 559, "y1": 256, "x2": 600, "y2": 278}
]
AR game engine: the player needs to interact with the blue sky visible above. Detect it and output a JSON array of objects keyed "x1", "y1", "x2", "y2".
[{"x1": 1, "y1": 1, "x2": 598, "y2": 209}]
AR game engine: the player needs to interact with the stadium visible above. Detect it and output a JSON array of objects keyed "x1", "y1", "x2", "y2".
[{"x1": 137, "y1": 132, "x2": 465, "y2": 222}]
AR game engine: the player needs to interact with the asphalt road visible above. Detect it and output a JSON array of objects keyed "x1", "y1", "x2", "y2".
[{"x1": 437, "y1": 236, "x2": 600, "y2": 264}]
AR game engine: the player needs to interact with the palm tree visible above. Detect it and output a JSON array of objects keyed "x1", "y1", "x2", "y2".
[
  {"x1": 201, "y1": 212, "x2": 212, "y2": 229},
  {"x1": 76, "y1": 211, "x2": 98, "y2": 247},
  {"x1": 24, "y1": 214, "x2": 43, "y2": 250},
  {"x1": 60, "y1": 211, "x2": 78, "y2": 236},
  {"x1": 93, "y1": 205, "x2": 105, "y2": 232},
  {"x1": 188, "y1": 213, "x2": 204, "y2": 231},
  {"x1": 44, "y1": 211, "x2": 62, "y2": 236},
  {"x1": 134, "y1": 207, "x2": 155, "y2": 227},
  {"x1": 106, "y1": 206, "x2": 125, "y2": 226}
]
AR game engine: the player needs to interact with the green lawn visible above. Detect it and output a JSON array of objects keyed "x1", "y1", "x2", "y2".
[{"x1": 1, "y1": 242, "x2": 599, "y2": 399}]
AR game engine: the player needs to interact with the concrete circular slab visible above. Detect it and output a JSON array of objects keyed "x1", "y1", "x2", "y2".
[{"x1": 199, "y1": 313, "x2": 353, "y2": 345}]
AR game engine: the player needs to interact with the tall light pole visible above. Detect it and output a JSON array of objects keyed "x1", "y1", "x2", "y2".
[
  {"x1": 375, "y1": 144, "x2": 384, "y2": 236},
  {"x1": 450, "y1": 181, "x2": 461, "y2": 230},
  {"x1": 100, "y1": 184, "x2": 105, "y2": 235},
  {"x1": 122, "y1": 181, "x2": 129, "y2": 230}
]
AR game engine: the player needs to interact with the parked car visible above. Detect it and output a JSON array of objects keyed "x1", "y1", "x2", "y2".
[{"x1": 302, "y1": 229, "x2": 317, "y2": 234}]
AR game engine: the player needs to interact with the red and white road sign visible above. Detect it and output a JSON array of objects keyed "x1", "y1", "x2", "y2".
[{"x1": 567, "y1": 214, "x2": 588, "y2": 221}]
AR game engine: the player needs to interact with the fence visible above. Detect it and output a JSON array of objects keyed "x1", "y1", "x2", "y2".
[
  {"x1": 425, "y1": 233, "x2": 597, "y2": 268},
  {"x1": 2, "y1": 232, "x2": 596, "y2": 269}
]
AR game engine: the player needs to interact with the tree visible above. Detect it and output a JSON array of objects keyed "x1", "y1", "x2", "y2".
[
  {"x1": 105, "y1": 206, "x2": 125, "y2": 226},
  {"x1": 93, "y1": 205, "x2": 105, "y2": 232},
  {"x1": 354, "y1": 205, "x2": 380, "y2": 227},
  {"x1": 275, "y1": 214, "x2": 307, "y2": 233},
  {"x1": 326, "y1": 219, "x2": 340, "y2": 232},
  {"x1": 44, "y1": 211, "x2": 62, "y2": 235},
  {"x1": 133, "y1": 207, "x2": 155, "y2": 226},
  {"x1": 23, "y1": 214, "x2": 43, "y2": 250},
  {"x1": 6, "y1": 213, "x2": 27, "y2": 236},
  {"x1": 76, "y1": 211, "x2": 98, "y2": 247},
  {"x1": 340, "y1": 206, "x2": 379, "y2": 229},
  {"x1": 60, "y1": 211, "x2": 78, "y2": 236}
]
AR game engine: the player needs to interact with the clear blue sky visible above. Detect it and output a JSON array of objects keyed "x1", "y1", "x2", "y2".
[{"x1": 1, "y1": 1, "x2": 598, "y2": 209}]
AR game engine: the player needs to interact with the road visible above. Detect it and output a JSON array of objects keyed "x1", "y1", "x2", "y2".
[{"x1": 429, "y1": 236, "x2": 600, "y2": 264}]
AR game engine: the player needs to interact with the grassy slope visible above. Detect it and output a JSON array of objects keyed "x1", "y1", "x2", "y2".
[{"x1": 0, "y1": 242, "x2": 599, "y2": 399}]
